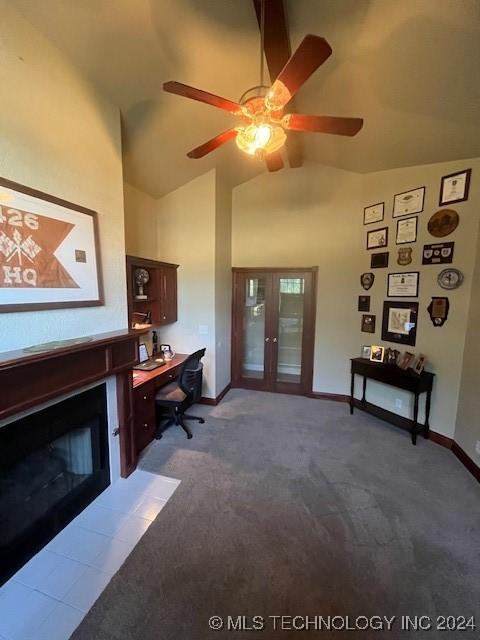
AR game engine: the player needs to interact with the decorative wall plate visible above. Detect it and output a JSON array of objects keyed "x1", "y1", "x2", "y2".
[
  {"x1": 427, "y1": 209, "x2": 459, "y2": 238},
  {"x1": 437, "y1": 268, "x2": 463, "y2": 290}
]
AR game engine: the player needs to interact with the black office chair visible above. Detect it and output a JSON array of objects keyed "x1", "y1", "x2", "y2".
[{"x1": 154, "y1": 348, "x2": 206, "y2": 440}]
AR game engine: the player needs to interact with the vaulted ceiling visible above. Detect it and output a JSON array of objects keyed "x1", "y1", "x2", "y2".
[{"x1": 14, "y1": 0, "x2": 480, "y2": 198}]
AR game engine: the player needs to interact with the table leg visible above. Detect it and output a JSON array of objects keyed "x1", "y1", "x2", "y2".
[
  {"x1": 424, "y1": 390, "x2": 432, "y2": 439},
  {"x1": 411, "y1": 392, "x2": 419, "y2": 445},
  {"x1": 362, "y1": 376, "x2": 367, "y2": 404},
  {"x1": 350, "y1": 371, "x2": 354, "y2": 415}
]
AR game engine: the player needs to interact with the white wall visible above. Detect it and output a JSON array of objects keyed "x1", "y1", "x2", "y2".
[
  {"x1": 233, "y1": 158, "x2": 480, "y2": 439},
  {"x1": 214, "y1": 173, "x2": 232, "y2": 394},
  {"x1": 124, "y1": 182, "x2": 158, "y2": 260},
  {"x1": 0, "y1": 3, "x2": 127, "y2": 352},
  {"x1": 455, "y1": 227, "x2": 480, "y2": 464},
  {"x1": 155, "y1": 170, "x2": 217, "y2": 397}
]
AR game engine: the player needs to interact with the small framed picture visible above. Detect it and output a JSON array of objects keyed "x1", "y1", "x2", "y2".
[
  {"x1": 439, "y1": 169, "x2": 471, "y2": 206},
  {"x1": 358, "y1": 295, "x2": 370, "y2": 312},
  {"x1": 382, "y1": 301, "x2": 419, "y2": 346},
  {"x1": 371, "y1": 252, "x2": 389, "y2": 269},
  {"x1": 413, "y1": 354, "x2": 427, "y2": 375},
  {"x1": 387, "y1": 272, "x2": 419, "y2": 297},
  {"x1": 370, "y1": 345, "x2": 385, "y2": 363},
  {"x1": 398, "y1": 351, "x2": 416, "y2": 370},
  {"x1": 364, "y1": 202, "x2": 384, "y2": 225},
  {"x1": 393, "y1": 186, "x2": 425, "y2": 218},
  {"x1": 361, "y1": 345, "x2": 372, "y2": 359},
  {"x1": 396, "y1": 216, "x2": 418, "y2": 245},
  {"x1": 367, "y1": 227, "x2": 388, "y2": 250},
  {"x1": 361, "y1": 314, "x2": 376, "y2": 333}
]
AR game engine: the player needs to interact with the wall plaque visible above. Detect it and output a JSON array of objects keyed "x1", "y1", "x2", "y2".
[
  {"x1": 422, "y1": 242, "x2": 454, "y2": 265},
  {"x1": 427, "y1": 297, "x2": 449, "y2": 326}
]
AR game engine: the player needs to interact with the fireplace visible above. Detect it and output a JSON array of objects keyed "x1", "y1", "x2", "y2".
[{"x1": 0, "y1": 384, "x2": 110, "y2": 585}]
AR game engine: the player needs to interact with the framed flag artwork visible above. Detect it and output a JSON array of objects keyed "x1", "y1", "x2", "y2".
[{"x1": 0, "y1": 177, "x2": 103, "y2": 312}]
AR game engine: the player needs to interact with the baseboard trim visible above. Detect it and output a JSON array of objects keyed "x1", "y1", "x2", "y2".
[
  {"x1": 428, "y1": 430, "x2": 453, "y2": 450},
  {"x1": 308, "y1": 391, "x2": 349, "y2": 403},
  {"x1": 452, "y1": 441, "x2": 480, "y2": 483},
  {"x1": 199, "y1": 383, "x2": 231, "y2": 406}
]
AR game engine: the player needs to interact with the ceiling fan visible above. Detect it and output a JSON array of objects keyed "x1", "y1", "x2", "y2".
[{"x1": 163, "y1": 1, "x2": 363, "y2": 172}]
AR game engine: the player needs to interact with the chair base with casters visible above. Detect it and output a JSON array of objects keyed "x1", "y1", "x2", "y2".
[
  {"x1": 155, "y1": 406, "x2": 205, "y2": 440},
  {"x1": 154, "y1": 348, "x2": 206, "y2": 440}
]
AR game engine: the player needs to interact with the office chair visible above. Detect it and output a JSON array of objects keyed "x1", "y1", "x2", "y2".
[{"x1": 154, "y1": 348, "x2": 206, "y2": 440}]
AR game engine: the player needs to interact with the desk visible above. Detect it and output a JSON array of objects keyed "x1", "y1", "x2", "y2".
[
  {"x1": 350, "y1": 358, "x2": 435, "y2": 445},
  {"x1": 132, "y1": 353, "x2": 188, "y2": 454}
]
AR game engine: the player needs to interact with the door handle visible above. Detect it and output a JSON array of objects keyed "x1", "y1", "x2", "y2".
[
  {"x1": 272, "y1": 337, "x2": 278, "y2": 343},
  {"x1": 265, "y1": 337, "x2": 270, "y2": 342}
]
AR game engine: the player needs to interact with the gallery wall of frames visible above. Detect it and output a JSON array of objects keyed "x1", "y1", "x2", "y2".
[{"x1": 359, "y1": 168, "x2": 471, "y2": 374}]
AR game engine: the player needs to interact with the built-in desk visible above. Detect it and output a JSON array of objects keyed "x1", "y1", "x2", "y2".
[
  {"x1": 131, "y1": 353, "x2": 188, "y2": 454},
  {"x1": 350, "y1": 358, "x2": 435, "y2": 445}
]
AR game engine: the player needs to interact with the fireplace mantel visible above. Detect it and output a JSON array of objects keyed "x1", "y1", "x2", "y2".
[{"x1": 0, "y1": 329, "x2": 145, "y2": 477}]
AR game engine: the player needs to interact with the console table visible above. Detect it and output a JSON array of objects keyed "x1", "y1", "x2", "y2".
[{"x1": 350, "y1": 358, "x2": 435, "y2": 445}]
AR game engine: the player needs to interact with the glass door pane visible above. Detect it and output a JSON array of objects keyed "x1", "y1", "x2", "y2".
[
  {"x1": 241, "y1": 277, "x2": 267, "y2": 380},
  {"x1": 276, "y1": 278, "x2": 305, "y2": 384}
]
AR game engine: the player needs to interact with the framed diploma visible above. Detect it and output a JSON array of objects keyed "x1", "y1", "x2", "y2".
[
  {"x1": 439, "y1": 169, "x2": 471, "y2": 206},
  {"x1": 367, "y1": 227, "x2": 388, "y2": 250},
  {"x1": 396, "y1": 216, "x2": 418, "y2": 245},
  {"x1": 387, "y1": 272, "x2": 419, "y2": 297},
  {"x1": 393, "y1": 186, "x2": 425, "y2": 218},
  {"x1": 382, "y1": 301, "x2": 419, "y2": 346},
  {"x1": 364, "y1": 202, "x2": 384, "y2": 225}
]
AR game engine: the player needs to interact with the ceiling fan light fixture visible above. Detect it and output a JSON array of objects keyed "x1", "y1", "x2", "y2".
[{"x1": 236, "y1": 122, "x2": 286, "y2": 157}]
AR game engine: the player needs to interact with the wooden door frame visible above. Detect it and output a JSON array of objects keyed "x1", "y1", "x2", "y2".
[{"x1": 231, "y1": 267, "x2": 318, "y2": 396}]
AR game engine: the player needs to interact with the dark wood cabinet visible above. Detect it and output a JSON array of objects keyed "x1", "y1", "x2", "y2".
[{"x1": 126, "y1": 255, "x2": 178, "y2": 328}]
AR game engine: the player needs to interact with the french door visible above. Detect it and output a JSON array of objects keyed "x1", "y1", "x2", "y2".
[{"x1": 231, "y1": 268, "x2": 317, "y2": 395}]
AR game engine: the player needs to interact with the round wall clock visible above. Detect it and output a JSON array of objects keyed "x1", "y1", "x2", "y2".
[
  {"x1": 437, "y1": 268, "x2": 464, "y2": 290},
  {"x1": 427, "y1": 209, "x2": 459, "y2": 238}
]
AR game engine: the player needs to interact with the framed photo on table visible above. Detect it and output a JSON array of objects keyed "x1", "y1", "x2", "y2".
[
  {"x1": 396, "y1": 216, "x2": 418, "y2": 244},
  {"x1": 0, "y1": 177, "x2": 103, "y2": 312},
  {"x1": 387, "y1": 272, "x2": 419, "y2": 297},
  {"x1": 393, "y1": 187, "x2": 425, "y2": 218},
  {"x1": 382, "y1": 301, "x2": 419, "y2": 346},
  {"x1": 364, "y1": 202, "x2": 384, "y2": 225},
  {"x1": 367, "y1": 227, "x2": 388, "y2": 250},
  {"x1": 439, "y1": 169, "x2": 471, "y2": 206}
]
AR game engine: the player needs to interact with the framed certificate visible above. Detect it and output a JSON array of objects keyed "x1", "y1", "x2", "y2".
[
  {"x1": 393, "y1": 187, "x2": 425, "y2": 218},
  {"x1": 367, "y1": 227, "x2": 388, "y2": 250},
  {"x1": 364, "y1": 202, "x2": 384, "y2": 225},
  {"x1": 396, "y1": 216, "x2": 418, "y2": 244},
  {"x1": 439, "y1": 169, "x2": 471, "y2": 205},
  {"x1": 387, "y1": 272, "x2": 419, "y2": 297}
]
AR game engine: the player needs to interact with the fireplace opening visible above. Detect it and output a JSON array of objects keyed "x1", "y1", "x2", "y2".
[{"x1": 0, "y1": 384, "x2": 110, "y2": 585}]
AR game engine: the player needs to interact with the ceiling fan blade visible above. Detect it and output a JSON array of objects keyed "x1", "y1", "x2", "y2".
[
  {"x1": 163, "y1": 81, "x2": 241, "y2": 114},
  {"x1": 187, "y1": 129, "x2": 237, "y2": 159},
  {"x1": 265, "y1": 151, "x2": 284, "y2": 172},
  {"x1": 267, "y1": 35, "x2": 332, "y2": 109},
  {"x1": 284, "y1": 114, "x2": 364, "y2": 136}
]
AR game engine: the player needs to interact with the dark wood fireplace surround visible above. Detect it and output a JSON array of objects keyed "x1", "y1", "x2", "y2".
[{"x1": 0, "y1": 329, "x2": 144, "y2": 478}]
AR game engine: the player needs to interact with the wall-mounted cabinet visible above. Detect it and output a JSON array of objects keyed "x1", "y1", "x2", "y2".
[{"x1": 126, "y1": 255, "x2": 178, "y2": 328}]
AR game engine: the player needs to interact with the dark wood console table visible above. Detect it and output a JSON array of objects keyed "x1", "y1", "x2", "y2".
[{"x1": 350, "y1": 358, "x2": 434, "y2": 445}]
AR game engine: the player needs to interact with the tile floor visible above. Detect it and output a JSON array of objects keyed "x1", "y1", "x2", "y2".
[{"x1": 0, "y1": 470, "x2": 180, "y2": 640}]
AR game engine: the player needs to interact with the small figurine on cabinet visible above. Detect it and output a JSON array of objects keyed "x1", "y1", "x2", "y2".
[{"x1": 134, "y1": 268, "x2": 150, "y2": 300}]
